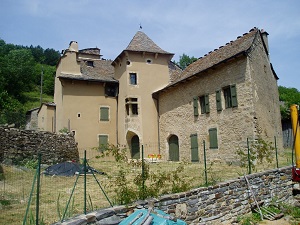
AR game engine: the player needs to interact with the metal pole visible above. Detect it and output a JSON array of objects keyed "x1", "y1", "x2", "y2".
[
  {"x1": 142, "y1": 145, "x2": 145, "y2": 199},
  {"x1": 203, "y1": 140, "x2": 208, "y2": 186},
  {"x1": 84, "y1": 150, "x2": 87, "y2": 214},
  {"x1": 247, "y1": 138, "x2": 251, "y2": 174},
  {"x1": 274, "y1": 136, "x2": 278, "y2": 168},
  {"x1": 23, "y1": 166, "x2": 38, "y2": 225},
  {"x1": 36, "y1": 154, "x2": 41, "y2": 225}
]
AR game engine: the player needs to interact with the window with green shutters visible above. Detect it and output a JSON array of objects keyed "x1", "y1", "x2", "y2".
[
  {"x1": 209, "y1": 128, "x2": 218, "y2": 149},
  {"x1": 193, "y1": 96, "x2": 199, "y2": 116},
  {"x1": 100, "y1": 107, "x2": 109, "y2": 121},
  {"x1": 224, "y1": 84, "x2": 238, "y2": 108},
  {"x1": 200, "y1": 94, "x2": 210, "y2": 114},
  {"x1": 98, "y1": 135, "x2": 108, "y2": 152},
  {"x1": 216, "y1": 90, "x2": 222, "y2": 111},
  {"x1": 190, "y1": 134, "x2": 199, "y2": 162}
]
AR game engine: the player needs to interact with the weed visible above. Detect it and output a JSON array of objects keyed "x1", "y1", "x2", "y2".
[{"x1": 236, "y1": 137, "x2": 275, "y2": 172}]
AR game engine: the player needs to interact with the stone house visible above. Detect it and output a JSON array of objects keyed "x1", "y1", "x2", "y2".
[{"x1": 37, "y1": 27, "x2": 282, "y2": 161}]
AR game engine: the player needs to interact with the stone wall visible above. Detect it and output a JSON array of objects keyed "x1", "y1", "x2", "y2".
[
  {"x1": 54, "y1": 166, "x2": 293, "y2": 225},
  {"x1": 158, "y1": 33, "x2": 282, "y2": 162},
  {"x1": 0, "y1": 125, "x2": 79, "y2": 165}
]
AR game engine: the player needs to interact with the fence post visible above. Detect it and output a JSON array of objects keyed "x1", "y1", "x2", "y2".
[
  {"x1": 142, "y1": 145, "x2": 145, "y2": 199},
  {"x1": 84, "y1": 150, "x2": 87, "y2": 215},
  {"x1": 203, "y1": 140, "x2": 208, "y2": 186},
  {"x1": 36, "y1": 153, "x2": 41, "y2": 225},
  {"x1": 247, "y1": 138, "x2": 251, "y2": 174},
  {"x1": 23, "y1": 160, "x2": 39, "y2": 225},
  {"x1": 274, "y1": 136, "x2": 279, "y2": 168}
]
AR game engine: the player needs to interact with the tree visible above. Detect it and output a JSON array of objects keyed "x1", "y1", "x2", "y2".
[
  {"x1": 176, "y1": 53, "x2": 198, "y2": 69},
  {"x1": 1, "y1": 49, "x2": 35, "y2": 99},
  {"x1": 44, "y1": 48, "x2": 60, "y2": 66},
  {"x1": 278, "y1": 86, "x2": 300, "y2": 120}
]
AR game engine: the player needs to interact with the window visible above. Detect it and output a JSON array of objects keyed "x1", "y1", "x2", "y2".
[
  {"x1": 105, "y1": 83, "x2": 118, "y2": 97},
  {"x1": 200, "y1": 94, "x2": 210, "y2": 114},
  {"x1": 126, "y1": 98, "x2": 138, "y2": 116},
  {"x1": 129, "y1": 73, "x2": 137, "y2": 85},
  {"x1": 100, "y1": 107, "x2": 109, "y2": 121},
  {"x1": 223, "y1": 84, "x2": 238, "y2": 108},
  {"x1": 77, "y1": 113, "x2": 81, "y2": 118},
  {"x1": 98, "y1": 135, "x2": 108, "y2": 152},
  {"x1": 146, "y1": 59, "x2": 152, "y2": 64},
  {"x1": 87, "y1": 61, "x2": 94, "y2": 67},
  {"x1": 209, "y1": 128, "x2": 218, "y2": 149}
]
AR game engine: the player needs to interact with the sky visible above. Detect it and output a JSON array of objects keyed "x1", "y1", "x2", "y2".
[{"x1": 0, "y1": 0, "x2": 299, "y2": 89}]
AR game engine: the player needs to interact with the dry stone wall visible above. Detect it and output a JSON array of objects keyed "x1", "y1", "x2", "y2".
[
  {"x1": 0, "y1": 125, "x2": 79, "y2": 165},
  {"x1": 54, "y1": 166, "x2": 293, "y2": 225}
]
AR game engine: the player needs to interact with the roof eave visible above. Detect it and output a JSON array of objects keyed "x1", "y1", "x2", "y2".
[{"x1": 153, "y1": 51, "x2": 247, "y2": 97}]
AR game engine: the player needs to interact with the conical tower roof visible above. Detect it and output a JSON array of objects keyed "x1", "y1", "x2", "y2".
[
  {"x1": 125, "y1": 31, "x2": 172, "y2": 54},
  {"x1": 112, "y1": 31, "x2": 173, "y2": 65}
]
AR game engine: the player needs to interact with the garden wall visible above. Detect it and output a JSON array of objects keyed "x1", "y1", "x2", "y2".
[
  {"x1": 54, "y1": 166, "x2": 294, "y2": 225},
  {"x1": 0, "y1": 125, "x2": 79, "y2": 165}
]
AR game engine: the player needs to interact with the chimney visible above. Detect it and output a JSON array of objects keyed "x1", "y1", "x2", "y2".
[
  {"x1": 68, "y1": 41, "x2": 78, "y2": 52},
  {"x1": 260, "y1": 29, "x2": 269, "y2": 59}
]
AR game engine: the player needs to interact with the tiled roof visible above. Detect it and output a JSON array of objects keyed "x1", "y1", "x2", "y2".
[
  {"x1": 155, "y1": 28, "x2": 260, "y2": 93},
  {"x1": 59, "y1": 59, "x2": 118, "y2": 83},
  {"x1": 126, "y1": 31, "x2": 173, "y2": 54}
]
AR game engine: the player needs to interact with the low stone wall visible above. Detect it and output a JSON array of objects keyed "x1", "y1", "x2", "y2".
[
  {"x1": 0, "y1": 125, "x2": 79, "y2": 165},
  {"x1": 54, "y1": 166, "x2": 293, "y2": 225}
]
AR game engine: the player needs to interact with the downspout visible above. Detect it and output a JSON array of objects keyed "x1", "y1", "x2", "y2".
[{"x1": 154, "y1": 94, "x2": 161, "y2": 155}]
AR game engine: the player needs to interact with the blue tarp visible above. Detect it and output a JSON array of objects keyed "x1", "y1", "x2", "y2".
[{"x1": 119, "y1": 209, "x2": 187, "y2": 225}]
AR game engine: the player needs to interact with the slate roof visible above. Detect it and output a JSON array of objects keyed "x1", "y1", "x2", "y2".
[
  {"x1": 154, "y1": 27, "x2": 261, "y2": 94},
  {"x1": 113, "y1": 31, "x2": 173, "y2": 65},
  {"x1": 59, "y1": 59, "x2": 117, "y2": 83},
  {"x1": 126, "y1": 31, "x2": 173, "y2": 54}
]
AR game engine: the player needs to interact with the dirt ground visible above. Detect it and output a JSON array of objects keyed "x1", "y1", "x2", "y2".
[{"x1": 259, "y1": 218, "x2": 291, "y2": 225}]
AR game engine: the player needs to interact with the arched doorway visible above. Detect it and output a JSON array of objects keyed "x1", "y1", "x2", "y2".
[
  {"x1": 169, "y1": 135, "x2": 179, "y2": 161},
  {"x1": 131, "y1": 135, "x2": 140, "y2": 159}
]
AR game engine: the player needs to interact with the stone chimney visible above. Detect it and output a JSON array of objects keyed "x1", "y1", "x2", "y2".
[
  {"x1": 68, "y1": 41, "x2": 78, "y2": 52},
  {"x1": 260, "y1": 29, "x2": 269, "y2": 59}
]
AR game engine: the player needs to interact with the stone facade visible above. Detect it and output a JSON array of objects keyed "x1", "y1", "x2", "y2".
[
  {"x1": 157, "y1": 30, "x2": 282, "y2": 162},
  {"x1": 0, "y1": 125, "x2": 79, "y2": 165},
  {"x1": 53, "y1": 166, "x2": 294, "y2": 225}
]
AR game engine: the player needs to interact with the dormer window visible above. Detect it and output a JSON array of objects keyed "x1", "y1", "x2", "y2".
[{"x1": 87, "y1": 61, "x2": 94, "y2": 67}]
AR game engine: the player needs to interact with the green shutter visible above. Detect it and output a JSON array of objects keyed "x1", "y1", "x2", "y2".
[
  {"x1": 230, "y1": 84, "x2": 238, "y2": 107},
  {"x1": 190, "y1": 134, "x2": 199, "y2": 162},
  {"x1": 205, "y1": 94, "x2": 210, "y2": 113},
  {"x1": 193, "y1": 97, "x2": 199, "y2": 116},
  {"x1": 209, "y1": 128, "x2": 218, "y2": 149},
  {"x1": 216, "y1": 90, "x2": 222, "y2": 111},
  {"x1": 100, "y1": 107, "x2": 109, "y2": 121},
  {"x1": 99, "y1": 135, "x2": 108, "y2": 152}
]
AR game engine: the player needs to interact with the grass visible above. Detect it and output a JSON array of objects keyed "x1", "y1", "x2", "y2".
[
  {"x1": 22, "y1": 90, "x2": 53, "y2": 111},
  {"x1": 0, "y1": 148, "x2": 293, "y2": 225}
]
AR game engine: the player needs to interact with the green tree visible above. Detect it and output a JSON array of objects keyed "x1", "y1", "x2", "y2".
[
  {"x1": 278, "y1": 86, "x2": 300, "y2": 120},
  {"x1": 176, "y1": 53, "x2": 198, "y2": 69},
  {"x1": 1, "y1": 49, "x2": 35, "y2": 99},
  {"x1": 44, "y1": 48, "x2": 60, "y2": 66}
]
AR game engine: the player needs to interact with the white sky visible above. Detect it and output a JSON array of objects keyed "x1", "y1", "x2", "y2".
[{"x1": 0, "y1": 0, "x2": 299, "y2": 89}]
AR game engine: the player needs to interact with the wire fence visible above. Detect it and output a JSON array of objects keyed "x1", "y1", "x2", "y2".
[{"x1": 0, "y1": 139, "x2": 293, "y2": 225}]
